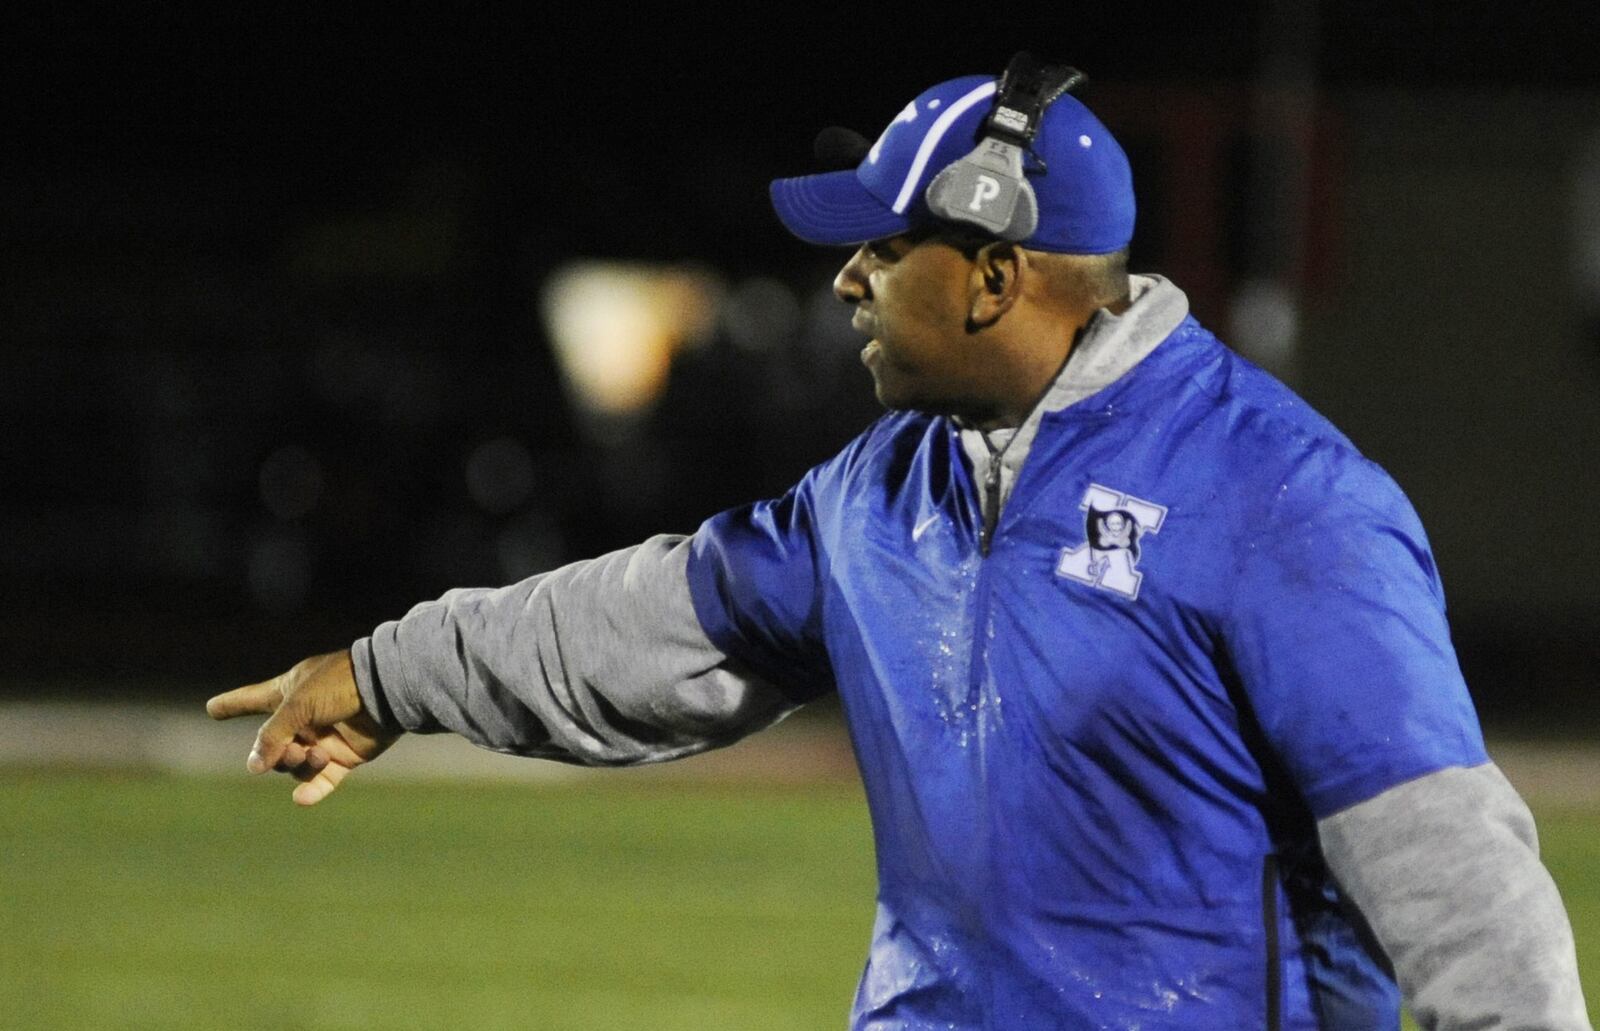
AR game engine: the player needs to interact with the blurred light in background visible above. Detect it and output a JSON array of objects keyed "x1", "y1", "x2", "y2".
[
  {"x1": 1228, "y1": 278, "x2": 1302, "y2": 383},
  {"x1": 540, "y1": 262, "x2": 721, "y2": 419}
]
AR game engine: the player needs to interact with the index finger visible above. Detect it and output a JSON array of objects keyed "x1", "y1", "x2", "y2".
[{"x1": 205, "y1": 680, "x2": 285, "y2": 721}]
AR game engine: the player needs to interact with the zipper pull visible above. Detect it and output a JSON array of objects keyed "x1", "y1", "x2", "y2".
[{"x1": 979, "y1": 463, "x2": 1002, "y2": 556}]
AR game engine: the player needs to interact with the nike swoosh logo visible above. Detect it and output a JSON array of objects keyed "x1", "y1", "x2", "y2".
[{"x1": 912, "y1": 514, "x2": 940, "y2": 542}]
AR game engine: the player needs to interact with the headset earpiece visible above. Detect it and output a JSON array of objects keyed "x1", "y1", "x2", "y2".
[{"x1": 925, "y1": 52, "x2": 1086, "y2": 242}]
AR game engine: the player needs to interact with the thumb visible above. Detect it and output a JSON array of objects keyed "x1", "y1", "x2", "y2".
[{"x1": 247, "y1": 692, "x2": 308, "y2": 775}]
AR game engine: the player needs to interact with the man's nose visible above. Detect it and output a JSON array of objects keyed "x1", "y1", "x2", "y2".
[{"x1": 833, "y1": 246, "x2": 871, "y2": 304}]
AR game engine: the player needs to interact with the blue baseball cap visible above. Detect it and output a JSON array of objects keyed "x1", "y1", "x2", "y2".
[{"x1": 771, "y1": 74, "x2": 1135, "y2": 254}]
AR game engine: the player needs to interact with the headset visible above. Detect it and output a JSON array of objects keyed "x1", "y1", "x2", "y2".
[{"x1": 924, "y1": 52, "x2": 1087, "y2": 241}]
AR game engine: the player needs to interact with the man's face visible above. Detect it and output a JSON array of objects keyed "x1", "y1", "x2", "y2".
[{"x1": 833, "y1": 231, "x2": 989, "y2": 416}]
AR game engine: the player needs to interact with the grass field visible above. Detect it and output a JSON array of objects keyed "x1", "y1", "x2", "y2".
[{"x1": 2, "y1": 769, "x2": 1596, "y2": 1029}]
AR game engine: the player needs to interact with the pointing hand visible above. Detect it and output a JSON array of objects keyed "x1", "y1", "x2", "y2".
[{"x1": 205, "y1": 650, "x2": 400, "y2": 805}]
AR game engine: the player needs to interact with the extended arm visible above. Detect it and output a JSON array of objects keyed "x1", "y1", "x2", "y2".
[
  {"x1": 1319, "y1": 763, "x2": 1590, "y2": 1030},
  {"x1": 351, "y1": 533, "x2": 802, "y2": 766},
  {"x1": 350, "y1": 531, "x2": 800, "y2": 765},
  {"x1": 207, "y1": 532, "x2": 811, "y2": 803}
]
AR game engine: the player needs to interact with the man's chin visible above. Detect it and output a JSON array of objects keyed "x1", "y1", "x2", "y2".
[
  {"x1": 872, "y1": 383, "x2": 909, "y2": 411},
  {"x1": 870, "y1": 377, "x2": 936, "y2": 415},
  {"x1": 869, "y1": 377, "x2": 990, "y2": 421},
  {"x1": 866, "y1": 367, "x2": 910, "y2": 410},
  {"x1": 862, "y1": 354, "x2": 968, "y2": 416},
  {"x1": 862, "y1": 347, "x2": 905, "y2": 409}
]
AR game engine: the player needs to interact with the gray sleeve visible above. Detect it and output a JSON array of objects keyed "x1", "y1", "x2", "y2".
[
  {"x1": 1318, "y1": 762, "x2": 1591, "y2": 1030},
  {"x1": 347, "y1": 533, "x2": 805, "y2": 766}
]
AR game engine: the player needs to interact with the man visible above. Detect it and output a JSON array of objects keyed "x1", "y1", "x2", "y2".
[{"x1": 208, "y1": 57, "x2": 1590, "y2": 1028}]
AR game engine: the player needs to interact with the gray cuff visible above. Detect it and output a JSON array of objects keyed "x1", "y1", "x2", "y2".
[{"x1": 349, "y1": 633, "x2": 410, "y2": 736}]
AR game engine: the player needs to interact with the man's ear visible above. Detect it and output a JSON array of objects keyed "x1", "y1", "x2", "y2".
[{"x1": 968, "y1": 241, "x2": 1023, "y2": 330}]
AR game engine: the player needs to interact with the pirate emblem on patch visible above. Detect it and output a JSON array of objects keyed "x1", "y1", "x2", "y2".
[{"x1": 1056, "y1": 484, "x2": 1168, "y2": 601}]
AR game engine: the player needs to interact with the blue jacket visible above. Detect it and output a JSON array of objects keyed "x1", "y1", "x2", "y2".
[{"x1": 684, "y1": 312, "x2": 1487, "y2": 1029}]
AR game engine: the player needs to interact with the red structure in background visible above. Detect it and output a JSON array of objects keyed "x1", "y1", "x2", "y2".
[{"x1": 1091, "y1": 83, "x2": 1346, "y2": 329}]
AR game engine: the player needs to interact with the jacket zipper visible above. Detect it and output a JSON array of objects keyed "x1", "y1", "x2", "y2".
[
  {"x1": 978, "y1": 461, "x2": 1002, "y2": 557},
  {"x1": 1262, "y1": 853, "x2": 1282, "y2": 1031},
  {"x1": 968, "y1": 455, "x2": 1002, "y2": 1029}
]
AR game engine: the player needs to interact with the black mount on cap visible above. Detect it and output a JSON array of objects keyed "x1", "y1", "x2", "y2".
[{"x1": 984, "y1": 52, "x2": 1088, "y2": 152}]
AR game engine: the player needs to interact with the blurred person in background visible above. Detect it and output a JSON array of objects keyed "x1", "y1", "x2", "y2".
[{"x1": 208, "y1": 55, "x2": 1589, "y2": 1029}]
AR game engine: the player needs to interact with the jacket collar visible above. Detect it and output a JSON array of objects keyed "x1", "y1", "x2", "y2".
[
  {"x1": 1039, "y1": 273, "x2": 1190, "y2": 414},
  {"x1": 956, "y1": 274, "x2": 1191, "y2": 486}
]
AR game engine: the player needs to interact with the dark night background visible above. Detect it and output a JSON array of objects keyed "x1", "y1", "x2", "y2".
[{"x1": 2, "y1": 3, "x2": 1598, "y2": 727}]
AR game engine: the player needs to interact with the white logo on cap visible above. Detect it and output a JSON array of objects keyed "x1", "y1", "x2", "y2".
[
  {"x1": 969, "y1": 175, "x2": 1001, "y2": 212},
  {"x1": 868, "y1": 101, "x2": 920, "y2": 164},
  {"x1": 891, "y1": 80, "x2": 998, "y2": 213}
]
